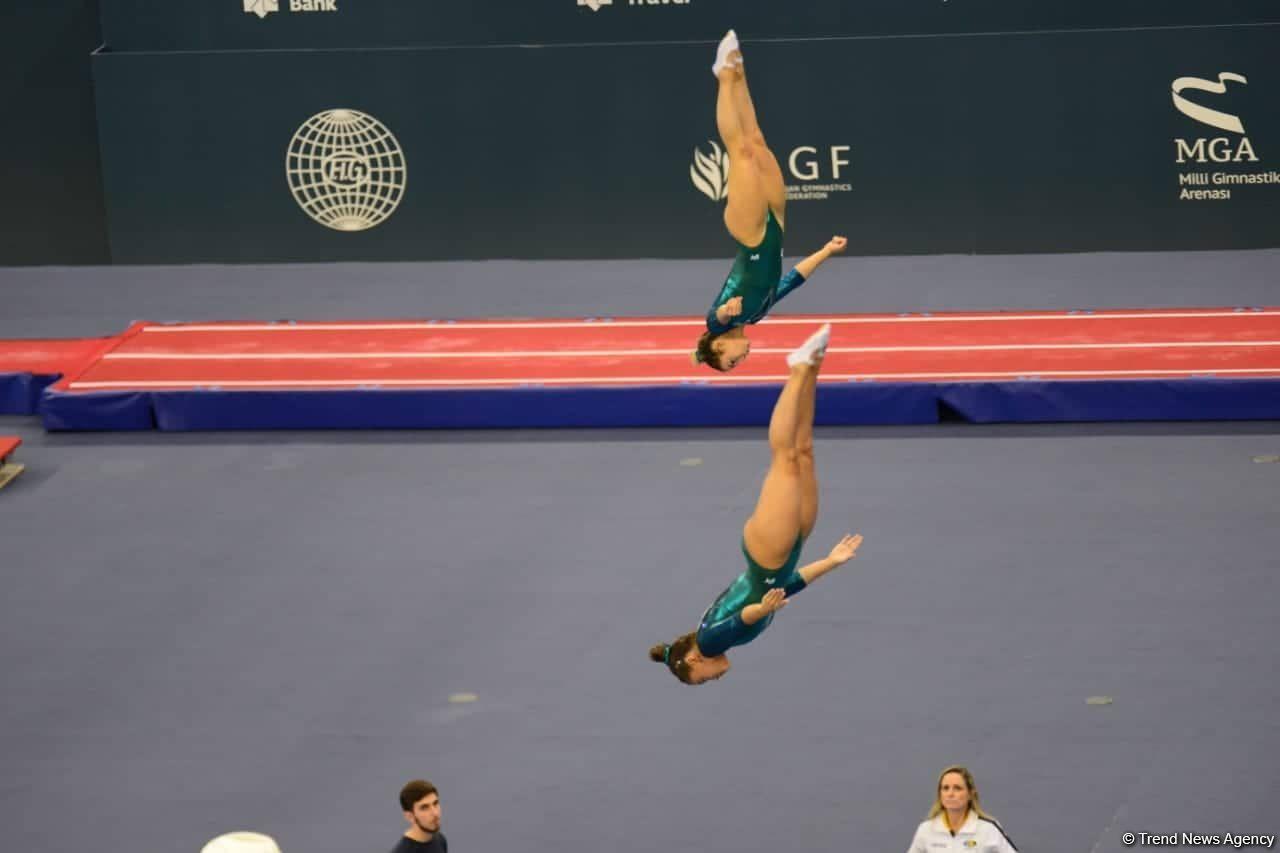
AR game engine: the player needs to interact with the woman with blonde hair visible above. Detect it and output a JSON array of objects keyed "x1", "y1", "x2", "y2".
[{"x1": 905, "y1": 765, "x2": 1020, "y2": 852}]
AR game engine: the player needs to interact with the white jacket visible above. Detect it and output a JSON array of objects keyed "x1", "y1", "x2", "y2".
[{"x1": 907, "y1": 813, "x2": 1019, "y2": 853}]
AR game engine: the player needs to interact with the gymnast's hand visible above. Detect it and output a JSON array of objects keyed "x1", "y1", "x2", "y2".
[
  {"x1": 759, "y1": 587, "x2": 789, "y2": 614},
  {"x1": 716, "y1": 296, "x2": 744, "y2": 324},
  {"x1": 825, "y1": 236, "x2": 848, "y2": 254},
  {"x1": 828, "y1": 533, "x2": 863, "y2": 565}
]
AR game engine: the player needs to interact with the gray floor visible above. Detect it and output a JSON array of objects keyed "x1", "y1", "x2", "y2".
[
  {"x1": 3, "y1": 248, "x2": 1280, "y2": 339},
  {"x1": 2, "y1": 252, "x2": 1279, "y2": 853}
]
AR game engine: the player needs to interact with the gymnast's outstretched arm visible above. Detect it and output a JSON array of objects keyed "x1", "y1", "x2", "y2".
[
  {"x1": 776, "y1": 236, "x2": 850, "y2": 302},
  {"x1": 796, "y1": 533, "x2": 863, "y2": 585}
]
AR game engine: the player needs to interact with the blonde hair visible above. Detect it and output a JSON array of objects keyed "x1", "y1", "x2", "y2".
[{"x1": 927, "y1": 765, "x2": 995, "y2": 828}]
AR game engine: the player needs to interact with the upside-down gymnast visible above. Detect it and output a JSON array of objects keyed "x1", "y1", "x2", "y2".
[
  {"x1": 653, "y1": 323, "x2": 864, "y2": 684},
  {"x1": 693, "y1": 30, "x2": 848, "y2": 372}
]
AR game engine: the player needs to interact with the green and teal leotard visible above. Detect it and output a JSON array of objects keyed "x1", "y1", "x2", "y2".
[
  {"x1": 706, "y1": 210, "x2": 806, "y2": 335},
  {"x1": 695, "y1": 536, "x2": 808, "y2": 657}
]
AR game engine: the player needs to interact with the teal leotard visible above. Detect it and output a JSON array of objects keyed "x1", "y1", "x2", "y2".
[
  {"x1": 695, "y1": 536, "x2": 808, "y2": 657},
  {"x1": 706, "y1": 210, "x2": 806, "y2": 335}
]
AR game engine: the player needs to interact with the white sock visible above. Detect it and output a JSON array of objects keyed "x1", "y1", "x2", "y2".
[
  {"x1": 711, "y1": 29, "x2": 740, "y2": 77},
  {"x1": 786, "y1": 323, "x2": 831, "y2": 367}
]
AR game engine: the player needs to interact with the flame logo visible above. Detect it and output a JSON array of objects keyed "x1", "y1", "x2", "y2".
[{"x1": 690, "y1": 140, "x2": 730, "y2": 202}]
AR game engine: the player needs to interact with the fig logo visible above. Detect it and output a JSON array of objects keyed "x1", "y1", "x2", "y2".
[
  {"x1": 1172, "y1": 72, "x2": 1247, "y2": 133},
  {"x1": 578, "y1": 0, "x2": 612, "y2": 10},
  {"x1": 690, "y1": 140, "x2": 730, "y2": 202},
  {"x1": 244, "y1": 0, "x2": 279, "y2": 18},
  {"x1": 1172, "y1": 72, "x2": 1258, "y2": 164},
  {"x1": 286, "y1": 109, "x2": 408, "y2": 232}
]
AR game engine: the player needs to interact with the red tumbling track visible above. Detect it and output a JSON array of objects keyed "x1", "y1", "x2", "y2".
[
  {"x1": 0, "y1": 338, "x2": 115, "y2": 378},
  {"x1": 52, "y1": 308, "x2": 1280, "y2": 391}
]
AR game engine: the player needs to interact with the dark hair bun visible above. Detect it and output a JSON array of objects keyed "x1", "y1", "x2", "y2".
[{"x1": 648, "y1": 644, "x2": 668, "y2": 663}]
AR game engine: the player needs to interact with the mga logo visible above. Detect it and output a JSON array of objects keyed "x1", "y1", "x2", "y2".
[
  {"x1": 1172, "y1": 72, "x2": 1258, "y2": 163},
  {"x1": 1172, "y1": 72, "x2": 1246, "y2": 133}
]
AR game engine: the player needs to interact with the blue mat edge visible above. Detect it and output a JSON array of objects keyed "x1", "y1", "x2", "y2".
[
  {"x1": 1, "y1": 373, "x2": 61, "y2": 416},
  {"x1": 32, "y1": 377, "x2": 1280, "y2": 431}
]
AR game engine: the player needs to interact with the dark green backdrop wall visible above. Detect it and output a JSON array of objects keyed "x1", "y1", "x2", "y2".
[
  {"x1": 1, "y1": 1, "x2": 109, "y2": 265},
  {"x1": 4, "y1": 2, "x2": 1278, "y2": 265}
]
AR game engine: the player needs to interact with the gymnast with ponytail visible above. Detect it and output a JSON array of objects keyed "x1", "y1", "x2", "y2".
[{"x1": 651, "y1": 323, "x2": 864, "y2": 685}]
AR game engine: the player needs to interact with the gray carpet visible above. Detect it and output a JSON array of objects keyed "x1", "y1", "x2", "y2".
[
  {"x1": 1, "y1": 418, "x2": 1278, "y2": 853},
  {"x1": 1, "y1": 251, "x2": 1278, "y2": 853},
  {"x1": 3, "y1": 248, "x2": 1280, "y2": 339}
]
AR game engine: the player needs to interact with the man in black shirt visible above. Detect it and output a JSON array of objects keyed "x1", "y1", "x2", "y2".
[{"x1": 390, "y1": 779, "x2": 448, "y2": 853}]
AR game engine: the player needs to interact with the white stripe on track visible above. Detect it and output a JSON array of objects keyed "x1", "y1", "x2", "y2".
[
  {"x1": 66, "y1": 367, "x2": 1280, "y2": 389},
  {"x1": 102, "y1": 340, "x2": 1280, "y2": 360}
]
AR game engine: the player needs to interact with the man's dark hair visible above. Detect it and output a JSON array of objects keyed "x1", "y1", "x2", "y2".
[{"x1": 399, "y1": 779, "x2": 439, "y2": 812}]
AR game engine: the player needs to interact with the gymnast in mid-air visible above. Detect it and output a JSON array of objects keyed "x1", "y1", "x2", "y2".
[
  {"x1": 694, "y1": 30, "x2": 848, "y2": 372},
  {"x1": 652, "y1": 323, "x2": 864, "y2": 684}
]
